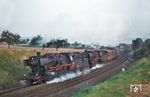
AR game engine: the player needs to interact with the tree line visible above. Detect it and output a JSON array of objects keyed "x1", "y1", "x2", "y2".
[
  {"x1": 0, "y1": 30, "x2": 100, "y2": 49},
  {"x1": 132, "y1": 38, "x2": 150, "y2": 59},
  {"x1": 0, "y1": 30, "x2": 29, "y2": 48}
]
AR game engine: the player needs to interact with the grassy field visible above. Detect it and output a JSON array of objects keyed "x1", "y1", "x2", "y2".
[
  {"x1": 72, "y1": 58, "x2": 150, "y2": 97},
  {"x1": 0, "y1": 44, "x2": 85, "y2": 53},
  {"x1": 0, "y1": 45, "x2": 84, "y2": 90}
]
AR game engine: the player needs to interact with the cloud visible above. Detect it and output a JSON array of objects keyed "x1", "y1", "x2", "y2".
[
  {"x1": 0, "y1": 0, "x2": 150, "y2": 45},
  {"x1": 0, "y1": 0, "x2": 15, "y2": 26}
]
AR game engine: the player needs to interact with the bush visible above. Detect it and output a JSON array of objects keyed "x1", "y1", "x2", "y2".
[{"x1": 0, "y1": 49, "x2": 32, "y2": 89}]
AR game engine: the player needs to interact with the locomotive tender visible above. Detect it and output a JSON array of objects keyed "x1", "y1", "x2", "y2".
[{"x1": 21, "y1": 49, "x2": 119, "y2": 86}]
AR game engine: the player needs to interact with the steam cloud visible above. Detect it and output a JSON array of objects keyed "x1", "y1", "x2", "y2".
[{"x1": 46, "y1": 64, "x2": 104, "y2": 84}]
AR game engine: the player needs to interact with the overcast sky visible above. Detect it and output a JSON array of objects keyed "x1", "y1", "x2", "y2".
[{"x1": 0, "y1": 0, "x2": 150, "y2": 46}]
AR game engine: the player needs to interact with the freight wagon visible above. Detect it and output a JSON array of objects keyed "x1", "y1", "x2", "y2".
[{"x1": 101, "y1": 49, "x2": 118, "y2": 62}]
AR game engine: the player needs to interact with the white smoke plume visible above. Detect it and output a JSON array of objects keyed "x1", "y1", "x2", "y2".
[
  {"x1": 91, "y1": 64, "x2": 104, "y2": 70},
  {"x1": 46, "y1": 71, "x2": 82, "y2": 84},
  {"x1": 46, "y1": 64, "x2": 105, "y2": 84}
]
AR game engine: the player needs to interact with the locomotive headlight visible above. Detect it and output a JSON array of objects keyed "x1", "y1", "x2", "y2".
[{"x1": 50, "y1": 72, "x2": 55, "y2": 75}]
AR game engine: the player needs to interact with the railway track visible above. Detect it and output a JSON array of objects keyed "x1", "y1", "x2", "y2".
[
  {"x1": 29, "y1": 55, "x2": 128, "y2": 97},
  {"x1": 0, "y1": 55, "x2": 129, "y2": 97}
]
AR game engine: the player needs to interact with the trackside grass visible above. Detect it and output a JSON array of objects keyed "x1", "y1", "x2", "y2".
[
  {"x1": 72, "y1": 58, "x2": 150, "y2": 97},
  {"x1": 0, "y1": 49, "x2": 35, "y2": 90}
]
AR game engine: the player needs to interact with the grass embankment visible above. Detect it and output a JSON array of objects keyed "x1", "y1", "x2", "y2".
[
  {"x1": 0, "y1": 49, "x2": 37, "y2": 90},
  {"x1": 0, "y1": 46, "x2": 84, "y2": 90},
  {"x1": 72, "y1": 58, "x2": 150, "y2": 97}
]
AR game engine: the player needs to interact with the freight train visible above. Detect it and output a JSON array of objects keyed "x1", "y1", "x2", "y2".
[{"x1": 20, "y1": 49, "x2": 119, "y2": 86}]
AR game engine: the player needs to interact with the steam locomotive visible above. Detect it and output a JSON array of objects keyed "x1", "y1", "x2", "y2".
[{"x1": 20, "y1": 49, "x2": 119, "y2": 86}]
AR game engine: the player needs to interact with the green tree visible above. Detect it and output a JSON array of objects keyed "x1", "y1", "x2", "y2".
[
  {"x1": 71, "y1": 41, "x2": 86, "y2": 49},
  {"x1": 144, "y1": 39, "x2": 150, "y2": 48},
  {"x1": 13, "y1": 33, "x2": 21, "y2": 44},
  {"x1": 29, "y1": 35, "x2": 42, "y2": 46},
  {"x1": 143, "y1": 39, "x2": 150, "y2": 57},
  {"x1": 132, "y1": 38, "x2": 143, "y2": 50},
  {"x1": 71, "y1": 41, "x2": 80, "y2": 48},
  {"x1": 46, "y1": 39, "x2": 70, "y2": 50},
  {"x1": 0, "y1": 30, "x2": 21, "y2": 48},
  {"x1": 20, "y1": 38, "x2": 29, "y2": 44}
]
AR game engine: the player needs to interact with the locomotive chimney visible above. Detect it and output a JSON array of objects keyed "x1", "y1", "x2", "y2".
[{"x1": 37, "y1": 52, "x2": 41, "y2": 56}]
